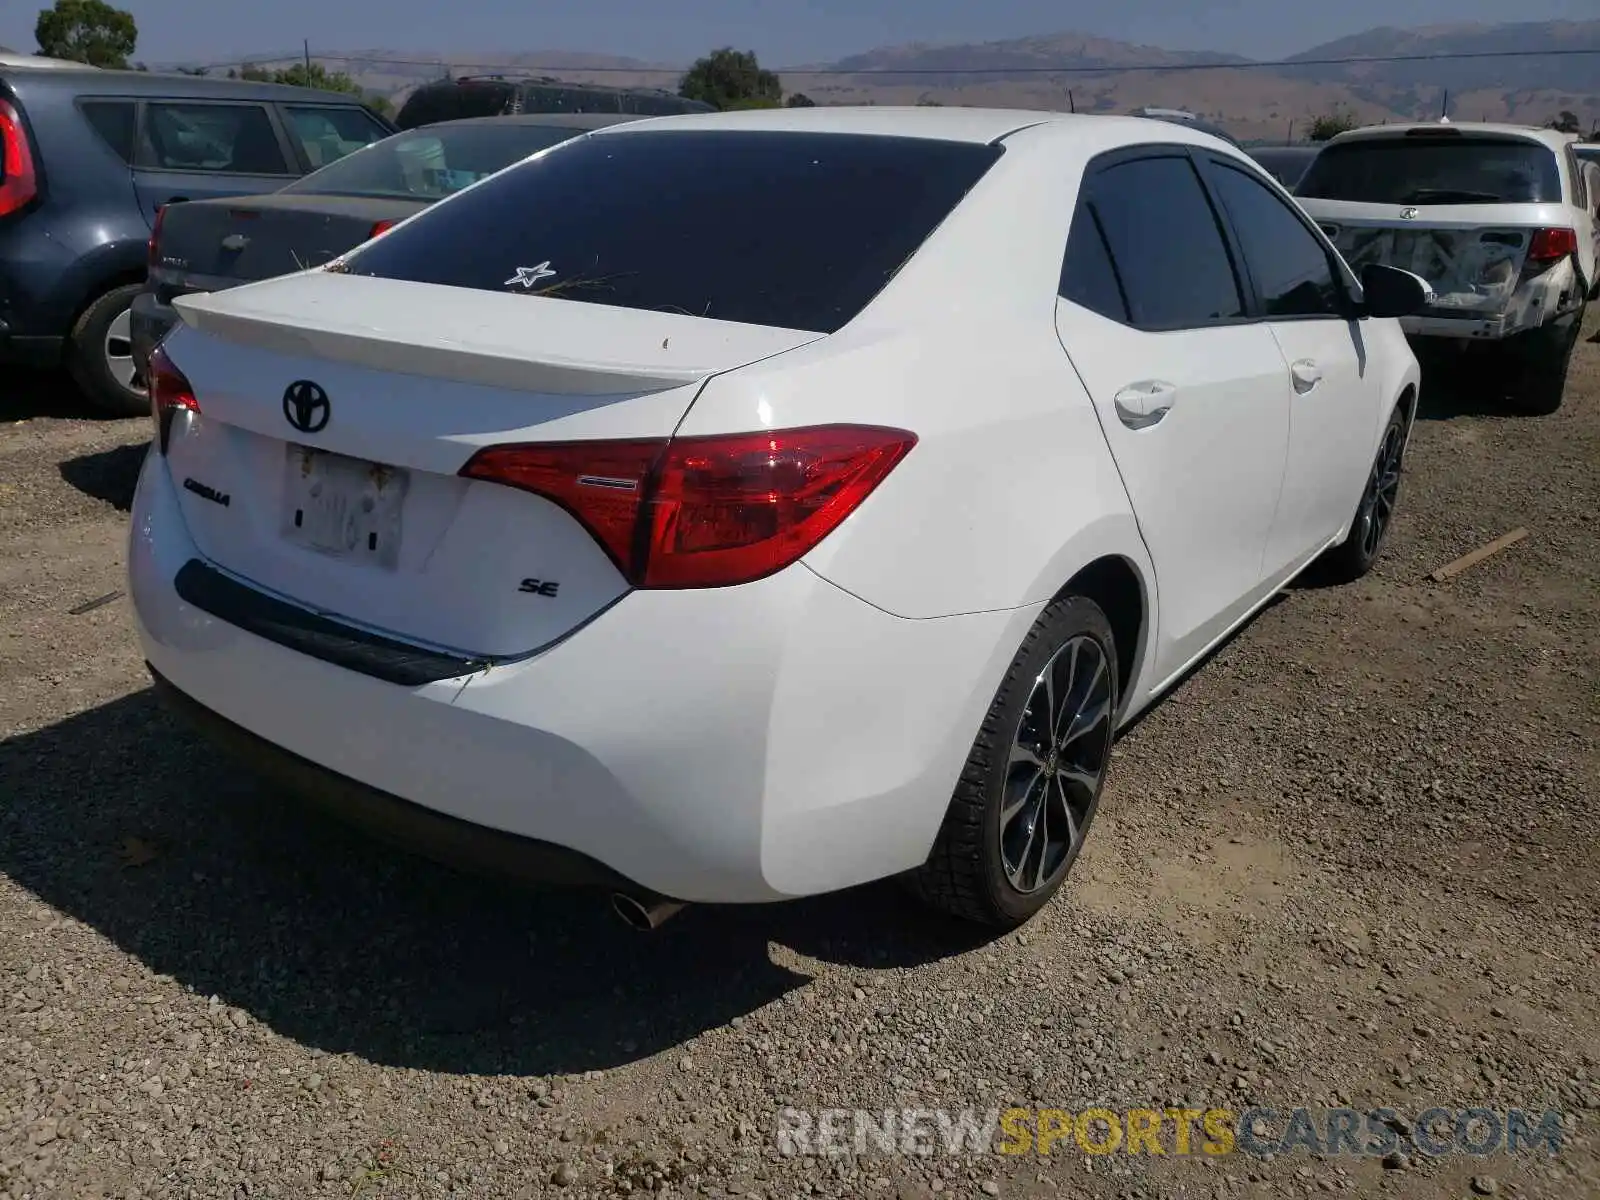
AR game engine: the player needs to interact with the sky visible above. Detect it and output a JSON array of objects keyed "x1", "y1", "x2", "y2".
[{"x1": 2, "y1": 0, "x2": 1595, "y2": 68}]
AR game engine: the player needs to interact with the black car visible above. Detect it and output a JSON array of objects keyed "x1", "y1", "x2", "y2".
[
  {"x1": 1247, "y1": 145, "x2": 1321, "y2": 190},
  {"x1": 130, "y1": 112, "x2": 641, "y2": 380},
  {"x1": 395, "y1": 75, "x2": 713, "y2": 130}
]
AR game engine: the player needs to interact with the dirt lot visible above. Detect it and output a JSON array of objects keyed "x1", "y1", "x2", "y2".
[{"x1": 2, "y1": 316, "x2": 1598, "y2": 1200}]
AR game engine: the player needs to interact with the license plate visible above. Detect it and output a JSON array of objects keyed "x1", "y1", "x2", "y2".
[{"x1": 281, "y1": 445, "x2": 408, "y2": 569}]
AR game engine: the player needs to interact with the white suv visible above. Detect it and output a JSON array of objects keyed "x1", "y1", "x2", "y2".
[{"x1": 1296, "y1": 123, "x2": 1599, "y2": 414}]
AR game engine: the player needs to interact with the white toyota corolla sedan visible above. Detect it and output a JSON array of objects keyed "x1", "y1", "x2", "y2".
[{"x1": 128, "y1": 106, "x2": 1426, "y2": 931}]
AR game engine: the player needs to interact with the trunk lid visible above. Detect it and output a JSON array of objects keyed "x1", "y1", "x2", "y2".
[
  {"x1": 160, "y1": 271, "x2": 824, "y2": 659},
  {"x1": 1302, "y1": 199, "x2": 1572, "y2": 319},
  {"x1": 150, "y1": 193, "x2": 427, "y2": 299}
]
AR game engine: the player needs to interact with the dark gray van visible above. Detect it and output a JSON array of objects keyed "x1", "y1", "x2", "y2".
[{"x1": 0, "y1": 63, "x2": 393, "y2": 414}]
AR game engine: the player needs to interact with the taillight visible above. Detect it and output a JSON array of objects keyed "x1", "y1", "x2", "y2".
[
  {"x1": 369, "y1": 219, "x2": 396, "y2": 239},
  {"x1": 1527, "y1": 227, "x2": 1578, "y2": 264},
  {"x1": 460, "y1": 425, "x2": 917, "y2": 589},
  {"x1": 148, "y1": 344, "x2": 198, "y2": 454},
  {"x1": 147, "y1": 204, "x2": 166, "y2": 270},
  {"x1": 0, "y1": 98, "x2": 40, "y2": 219}
]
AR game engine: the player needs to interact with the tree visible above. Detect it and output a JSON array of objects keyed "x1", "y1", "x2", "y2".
[
  {"x1": 34, "y1": 0, "x2": 137, "y2": 68},
  {"x1": 785, "y1": 92, "x2": 815, "y2": 108},
  {"x1": 1547, "y1": 110, "x2": 1581, "y2": 134},
  {"x1": 679, "y1": 47, "x2": 781, "y2": 111},
  {"x1": 1307, "y1": 108, "x2": 1360, "y2": 142},
  {"x1": 228, "y1": 61, "x2": 390, "y2": 115}
]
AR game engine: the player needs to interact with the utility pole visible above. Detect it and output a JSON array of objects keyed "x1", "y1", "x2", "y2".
[
  {"x1": 1067, "y1": 89, "x2": 1075, "y2": 113},
  {"x1": 303, "y1": 39, "x2": 312, "y2": 79},
  {"x1": 1286, "y1": 118, "x2": 1294, "y2": 145}
]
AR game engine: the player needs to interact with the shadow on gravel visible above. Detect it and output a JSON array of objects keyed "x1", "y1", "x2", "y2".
[
  {"x1": 58, "y1": 443, "x2": 147, "y2": 512},
  {"x1": 1411, "y1": 355, "x2": 1548, "y2": 421},
  {"x1": 0, "y1": 689, "x2": 990, "y2": 1077},
  {"x1": 0, "y1": 368, "x2": 101, "y2": 423}
]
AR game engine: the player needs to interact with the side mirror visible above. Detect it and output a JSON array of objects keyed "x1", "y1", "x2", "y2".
[{"x1": 1360, "y1": 263, "x2": 1431, "y2": 319}]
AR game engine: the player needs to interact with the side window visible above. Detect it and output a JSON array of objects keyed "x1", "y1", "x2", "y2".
[
  {"x1": 1085, "y1": 155, "x2": 1244, "y2": 329},
  {"x1": 1059, "y1": 202, "x2": 1129, "y2": 322},
  {"x1": 1208, "y1": 162, "x2": 1344, "y2": 319},
  {"x1": 78, "y1": 99, "x2": 136, "y2": 164},
  {"x1": 284, "y1": 106, "x2": 390, "y2": 169},
  {"x1": 144, "y1": 102, "x2": 291, "y2": 175}
]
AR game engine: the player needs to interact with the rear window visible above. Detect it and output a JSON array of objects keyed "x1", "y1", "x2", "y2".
[
  {"x1": 1296, "y1": 136, "x2": 1562, "y2": 205},
  {"x1": 339, "y1": 130, "x2": 1004, "y2": 333},
  {"x1": 283, "y1": 122, "x2": 586, "y2": 200},
  {"x1": 395, "y1": 81, "x2": 514, "y2": 130}
]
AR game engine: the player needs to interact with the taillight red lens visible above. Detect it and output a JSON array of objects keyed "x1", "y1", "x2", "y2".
[
  {"x1": 147, "y1": 204, "x2": 167, "y2": 270},
  {"x1": 0, "y1": 98, "x2": 40, "y2": 219},
  {"x1": 460, "y1": 425, "x2": 917, "y2": 589},
  {"x1": 369, "y1": 219, "x2": 396, "y2": 239},
  {"x1": 148, "y1": 344, "x2": 198, "y2": 454},
  {"x1": 1528, "y1": 227, "x2": 1577, "y2": 263}
]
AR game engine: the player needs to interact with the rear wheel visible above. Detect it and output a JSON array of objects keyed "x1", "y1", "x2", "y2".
[
  {"x1": 67, "y1": 283, "x2": 149, "y2": 418},
  {"x1": 906, "y1": 595, "x2": 1118, "y2": 929},
  {"x1": 1314, "y1": 402, "x2": 1407, "y2": 584},
  {"x1": 1498, "y1": 305, "x2": 1583, "y2": 416}
]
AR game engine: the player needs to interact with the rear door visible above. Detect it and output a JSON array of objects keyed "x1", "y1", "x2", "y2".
[
  {"x1": 1199, "y1": 152, "x2": 1380, "y2": 576},
  {"x1": 1054, "y1": 147, "x2": 1293, "y2": 683},
  {"x1": 132, "y1": 99, "x2": 300, "y2": 225},
  {"x1": 276, "y1": 103, "x2": 392, "y2": 172}
]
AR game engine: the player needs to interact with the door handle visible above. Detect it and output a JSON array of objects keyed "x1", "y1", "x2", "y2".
[
  {"x1": 1290, "y1": 359, "x2": 1323, "y2": 393},
  {"x1": 1112, "y1": 381, "x2": 1176, "y2": 429}
]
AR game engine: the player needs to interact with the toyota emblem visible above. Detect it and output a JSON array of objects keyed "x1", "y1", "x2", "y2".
[
  {"x1": 1399, "y1": 207, "x2": 1419, "y2": 220},
  {"x1": 282, "y1": 380, "x2": 330, "y2": 434}
]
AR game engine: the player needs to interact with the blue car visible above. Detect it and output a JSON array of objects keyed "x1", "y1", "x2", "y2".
[{"x1": 0, "y1": 62, "x2": 392, "y2": 415}]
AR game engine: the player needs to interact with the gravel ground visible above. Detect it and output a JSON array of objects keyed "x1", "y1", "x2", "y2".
[{"x1": 2, "y1": 314, "x2": 1598, "y2": 1200}]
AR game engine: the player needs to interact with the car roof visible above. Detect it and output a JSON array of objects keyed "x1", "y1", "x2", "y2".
[
  {"x1": 590, "y1": 105, "x2": 1157, "y2": 145},
  {"x1": 1327, "y1": 122, "x2": 1576, "y2": 150},
  {"x1": 0, "y1": 51, "x2": 89, "y2": 70},
  {"x1": 589, "y1": 106, "x2": 1257, "y2": 165},
  {"x1": 418, "y1": 112, "x2": 644, "y2": 133},
  {"x1": 0, "y1": 63, "x2": 369, "y2": 105}
]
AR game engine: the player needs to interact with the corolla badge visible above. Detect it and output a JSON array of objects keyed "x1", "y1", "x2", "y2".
[{"x1": 1399, "y1": 207, "x2": 1419, "y2": 220}]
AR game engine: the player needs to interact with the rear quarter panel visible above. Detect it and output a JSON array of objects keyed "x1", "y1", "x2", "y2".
[{"x1": 675, "y1": 120, "x2": 1155, "y2": 628}]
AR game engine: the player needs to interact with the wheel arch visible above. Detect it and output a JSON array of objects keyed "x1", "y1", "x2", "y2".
[{"x1": 1051, "y1": 550, "x2": 1155, "y2": 720}]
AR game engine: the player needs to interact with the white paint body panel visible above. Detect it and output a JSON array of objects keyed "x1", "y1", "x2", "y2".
[{"x1": 129, "y1": 107, "x2": 1422, "y2": 903}]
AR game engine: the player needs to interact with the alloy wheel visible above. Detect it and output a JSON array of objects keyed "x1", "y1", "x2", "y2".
[
  {"x1": 1358, "y1": 420, "x2": 1405, "y2": 560},
  {"x1": 104, "y1": 307, "x2": 146, "y2": 397},
  {"x1": 999, "y1": 635, "x2": 1115, "y2": 894}
]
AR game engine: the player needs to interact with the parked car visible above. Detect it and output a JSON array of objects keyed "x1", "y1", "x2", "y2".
[
  {"x1": 395, "y1": 75, "x2": 713, "y2": 130},
  {"x1": 1295, "y1": 122, "x2": 1599, "y2": 413},
  {"x1": 0, "y1": 63, "x2": 393, "y2": 416},
  {"x1": 1248, "y1": 144, "x2": 1319, "y2": 190},
  {"x1": 1127, "y1": 106, "x2": 1241, "y2": 148},
  {"x1": 129, "y1": 108, "x2": 1426, "y2": 931},
  {"x1": 131, "y1": 112, "x2": 641, "y2": 387}
]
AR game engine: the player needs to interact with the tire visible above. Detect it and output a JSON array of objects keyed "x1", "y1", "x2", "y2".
[
  {"x1": 1500, "y1": 305, "x2": 1583, "y2": 416},
  {"x1": 905, "y1": 595, "x2": 1119, "y2": 929},
  {"x1": 66, "y1": 283, "x2": 150, "y2": 418},
  {"x1": 1314, "y1": 402, "x2": 1408, "y2": 585}
]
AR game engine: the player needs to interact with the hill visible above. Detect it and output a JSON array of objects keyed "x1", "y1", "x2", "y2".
[{"x1": 189, "y1": 20, "x2": 1600, "y2": 141}]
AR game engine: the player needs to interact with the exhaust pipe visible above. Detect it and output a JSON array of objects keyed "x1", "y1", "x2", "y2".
[{"x1": 610, "y1": 891, "x2": 687, "y2": 931}]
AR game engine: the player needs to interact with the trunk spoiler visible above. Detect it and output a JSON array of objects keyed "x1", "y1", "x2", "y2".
[{"x1": 172, "y1": 271, "x2": 823, "y2": 395}]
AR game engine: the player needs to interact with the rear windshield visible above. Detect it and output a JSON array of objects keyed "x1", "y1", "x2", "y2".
[
  {"x1": 336, "y1": 129, "x2": 1004, "y2": 333},
  {"x1": 1296, "y1": 136, "x2": 1562, "y2": 205},
  {"x1": 282, "y1": 122, "x2": 588, "y2": 200}
]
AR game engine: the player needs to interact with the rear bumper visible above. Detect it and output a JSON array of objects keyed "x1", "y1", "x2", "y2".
[
  {"x1": 128, "y1": 448, "x2": 1035, "y2": 904},
  {"x1": 130, "y1": 290, "x2": 178, "y2": 378},
  {"x1": 148, "y1": 663, "x2": 641, "y2": 893}
]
